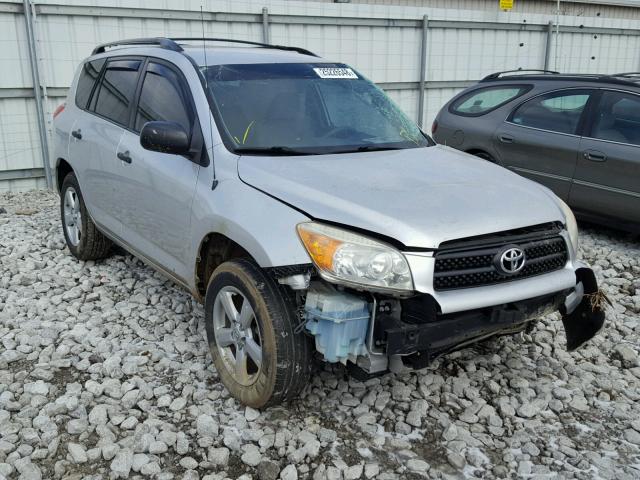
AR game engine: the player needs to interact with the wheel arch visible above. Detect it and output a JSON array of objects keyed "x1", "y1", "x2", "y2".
[
  {"x1": 194, "y1": 232, "x2": 258, "y2": 301},
  {"x1": 465, "y1": 148, "x2": 497, "y2": 163},
  {"x1": 55, "y1": 158, "x2": 74, "y2": 193}
]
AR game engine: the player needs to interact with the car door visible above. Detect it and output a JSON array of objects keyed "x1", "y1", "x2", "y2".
[
  {"x1": 114, "y1": 59, "x2": 202, "y2": 281},
  {"x1": 570, "y1": 89, "x2": 640, "y2": 225},
  {"x1": 493, "y1": 89, "x2": 594, "y2": 200},
  {"x1": 71, "y1": 58, "x2": 143, "y2": 237},
  {"x1": 67, "y1": 58, "x2": 115, "y2": 228}
]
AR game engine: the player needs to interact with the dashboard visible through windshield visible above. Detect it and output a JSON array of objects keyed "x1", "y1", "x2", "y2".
[{"x1": 202, "y1": 62, "x2": 430, "y2": 155}]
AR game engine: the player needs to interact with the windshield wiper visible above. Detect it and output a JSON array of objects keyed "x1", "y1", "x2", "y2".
[
  {"x1": 234, "y1": 146, "x2": 318, "y2": 156},
  {"x1": 329, "y1": 145, "x2": 407, "y2": 154}
]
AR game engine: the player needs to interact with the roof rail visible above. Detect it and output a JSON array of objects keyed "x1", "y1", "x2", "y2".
[
  {"x1": 92, "y1": 37, "x2": 183, "y2": 55},
  {"x1": 612, "y1": 72, "x2": 640, "y2": 78},
  {"x1": 481, "y1": 69, "x2": 559, "y2": 81},
  {"x1": 171, "y1": 37, "x2": 318, "y2": 57}
]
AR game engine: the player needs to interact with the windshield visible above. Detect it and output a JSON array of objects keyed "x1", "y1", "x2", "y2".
[{"x1": 202, "y1": 63, "x2": 430, "y2": 154}]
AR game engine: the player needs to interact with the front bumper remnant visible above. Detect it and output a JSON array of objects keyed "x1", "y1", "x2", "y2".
[
  {"x1": 560, "y1": 267, "x2": 607, "y2": 351},
  {"x1": 373, "y1": 267, "x2": 607, "y2": 371}
]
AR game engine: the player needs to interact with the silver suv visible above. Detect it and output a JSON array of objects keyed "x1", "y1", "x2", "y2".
[{"x1": 53, "y1": 38, "x2": 605, "y2": 408}]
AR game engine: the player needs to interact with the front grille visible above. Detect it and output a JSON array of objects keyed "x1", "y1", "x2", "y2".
[{"x1": 434, "y1": 223, "x2": 568, "y2": 291}]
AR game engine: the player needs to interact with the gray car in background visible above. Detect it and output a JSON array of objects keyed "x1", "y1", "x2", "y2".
[
  {"x1": 53, "y1": 42, "x2": 605, "y2": 408},
  {"x1": 432, "y1": 70, "x2": 640, "y2": 232}
]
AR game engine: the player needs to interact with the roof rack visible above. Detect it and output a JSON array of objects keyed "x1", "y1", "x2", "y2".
[
  {"x1": 612, "y1": 72, "x2": 640, "y2": 79},
  {"x1": 171, "y1": 37, "x2": 318, "y2": 57},
  {"x1": 481, "y1": 69, "x2": 559, "y2": 81},
  {"x1": 91, "y1": 36, "x2": 317, "y2": 57},
  {"x1": 92, "y1": 38, "x2": 183, "y2": 55}
]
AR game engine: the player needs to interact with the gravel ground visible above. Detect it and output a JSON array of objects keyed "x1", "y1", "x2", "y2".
[{"x1": 0, "y1": 190, "x2": 639, "y2": 480}]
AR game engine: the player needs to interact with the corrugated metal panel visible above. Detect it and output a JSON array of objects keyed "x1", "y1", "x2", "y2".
[
  {"x1": 0, "y1": 97, "x2": 42, "y2": 171},
  {"x1": 0, "y1": 11, "x2": 33, "y2": 89},
  {"x1": 270, "y1": 23, "x2": 422, "y2": 83},
  {"x1": 318, "y1": 0, "x2": 640, "y2": 21},
  {"x1": 428, "y1": 28, "x2": 548, "y2": 81},
  {"x1": 0, "y1": 177, "x2": 45, "y2": 193},
  {"x1": 555, "y1": 31, "x2": 640, "y2": 73}
]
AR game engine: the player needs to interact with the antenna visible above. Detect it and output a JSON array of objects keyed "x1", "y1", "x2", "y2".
[{"x1": 201, "y1": 5, "x2": 218, "y2": 190}]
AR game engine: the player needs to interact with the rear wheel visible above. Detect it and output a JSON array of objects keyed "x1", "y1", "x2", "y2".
[
  {"x1": 205, "y1": 259, "x2": 313, "y2": 408},
  {"x1": 60, "y1": 172, "x2": 112, "y2": 260}
]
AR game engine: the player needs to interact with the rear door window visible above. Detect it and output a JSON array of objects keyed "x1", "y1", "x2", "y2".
[
  {"x1": 590, "y1": 91, "x2": 640, "y2": 146},
  {"x1": 450, "y1": 85, "x2": 531, "y2": 116},
  {"x1": 509, "y1": 90, "x2": 591, "y2": 135},
  {"x1": 134, "y1": 62, "x2": 192, "y2": 133},
  {"x1": 92, "y1": 59, "x2": 141, "y2": 127},
  {"x1": 75, "y1": 58, "x2": 105, "y2": 109}
]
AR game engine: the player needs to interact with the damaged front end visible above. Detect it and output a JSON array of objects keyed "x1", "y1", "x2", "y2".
[
  {"x1": 284, "y1": 221, "x2": 607, "y2": 378},
  {"x1": 288, "y1": 267, "x2": 606, "y2": 378}
]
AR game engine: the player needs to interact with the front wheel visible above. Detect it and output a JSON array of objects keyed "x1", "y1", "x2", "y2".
[{"x1": 204, "y1": 259, "x2": 313, "y2": 408}]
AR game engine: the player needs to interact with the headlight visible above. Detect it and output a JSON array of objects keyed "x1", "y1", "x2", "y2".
[
  {"x1": 296, "y1": 222, "x2": 414, "y2": 292},
  {"x1": 558, "y1": 199, "x2": 579, "y2": 254}
]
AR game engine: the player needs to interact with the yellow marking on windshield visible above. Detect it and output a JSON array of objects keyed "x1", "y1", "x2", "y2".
[{"x1": 242, "y1": 120, "x2": 255, "y2": 144}]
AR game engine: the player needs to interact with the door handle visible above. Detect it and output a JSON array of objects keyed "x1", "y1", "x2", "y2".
[
  {"x1": 71, "y1": 129, "x2": 82, "y2": 140},
  {"x1": 583, "y1": 150, "x2": 607, "y2": 162},
  {"x1": 498, "y1": 134, "x2": 514, "y2": 144},
  {"x1": 117, "y1": 151, "x2": 132, "y2": 164}
]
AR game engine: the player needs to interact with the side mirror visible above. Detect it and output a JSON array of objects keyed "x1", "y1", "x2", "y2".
[{"x1": 140, "y1": 121, "x2": 190, "y2": 155}]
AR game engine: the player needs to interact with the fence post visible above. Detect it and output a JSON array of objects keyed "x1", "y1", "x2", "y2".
[
  {"x1": 23, "y1": 0, "x2": 52, "y2": 189},
  {"x1": 262, "y1": 7, "x2": 270, "y2": 44},
  {"x1": 417, "y1": 15, "x2": 428, "y2": 128},
  {"x1": 544, "y1": 21, "x2": 553, "y2": 70}
]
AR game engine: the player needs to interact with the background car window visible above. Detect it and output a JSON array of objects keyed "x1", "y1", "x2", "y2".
[
  {"x1": 75, "y1": 58, "x2": 105, "y2": 109},
  {"x1": 591, "y1": 91, "x2": 640, "y2": 146},
  {"x1": 510, "y1": 91, "x2": 590, "y2": 135},
  {"x1": 135, "y1": 63, "x2": 191, "y2": 133},
  {"x1": 451, "y1": 86, "x2": 529, "y2": 115},
  {"x1": 92, "y1": 60, "x2": 141, "y2": 126}
]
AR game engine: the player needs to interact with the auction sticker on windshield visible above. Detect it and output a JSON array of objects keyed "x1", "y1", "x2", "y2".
[{"x1": 313, "y1": 67, "x2": 358, "y2": 79}]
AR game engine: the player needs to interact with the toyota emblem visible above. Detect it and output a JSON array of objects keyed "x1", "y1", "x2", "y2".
[{"x1": 496, "y1": 246, "x2": 526, "y2": 274}]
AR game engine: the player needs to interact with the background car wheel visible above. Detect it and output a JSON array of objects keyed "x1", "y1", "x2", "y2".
[
  {"x1": 205, "y1": 259, "x2": 313, "y2": 408},
  {"x1": 60, "y1": 172, "x2": 112, "y2": 261}
]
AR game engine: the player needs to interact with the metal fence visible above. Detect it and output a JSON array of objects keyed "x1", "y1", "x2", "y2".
[{"x1": 2, "y1": 0, "x2": 640, "y2": 192}]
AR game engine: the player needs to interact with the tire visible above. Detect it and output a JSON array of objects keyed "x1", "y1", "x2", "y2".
[
  {"x1": 60, "y1": 172, "x2": 112, "y2": 261},
  {"x1": 204, "y1": 259, "x2": 313, "y2": 408}
]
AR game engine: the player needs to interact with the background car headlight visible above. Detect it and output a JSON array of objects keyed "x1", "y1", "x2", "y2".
[
  {"x1": 296, "y1": 222, "x2": 414, "y2": 292},
  {"x1": 559, "y1": 199, "x2": 579, "y2": 254}
]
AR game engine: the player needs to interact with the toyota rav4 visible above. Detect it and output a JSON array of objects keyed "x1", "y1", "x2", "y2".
[{"x1": 52, "y1": 38, "x2": 606, "y2": 408}]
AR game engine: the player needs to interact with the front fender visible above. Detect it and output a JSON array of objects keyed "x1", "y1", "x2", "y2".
[{"x1": 190, "y1": 175, "x2": 312, "y2": 275}]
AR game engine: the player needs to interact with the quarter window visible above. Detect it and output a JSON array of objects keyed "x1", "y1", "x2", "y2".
[
  {"x1": 75, "y1": 59, "x2": 105, "y2": 109},
  {"x1": 92, "y1": 59, "x2": 141, "y2": 127},
  {"x1": 510, "y1": 90, "x2": 591, "y2": 135},
  {"x1": 450, "y1": 86, "x2": 531, "y2": 116},
  {"x1": 591, "y1": 91, "x2": 640, "y2": 146},
  {"x1": 134, "y1": 63, "x2": 192, "y2": 133}
]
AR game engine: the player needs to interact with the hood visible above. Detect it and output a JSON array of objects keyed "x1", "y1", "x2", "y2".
[{"x1": 238, "y1": 145, "x2": 565, "y2": 249}]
